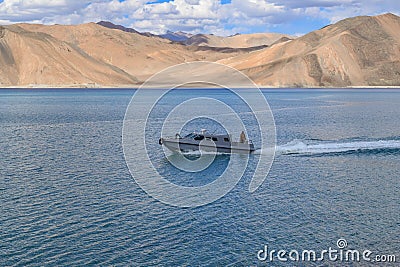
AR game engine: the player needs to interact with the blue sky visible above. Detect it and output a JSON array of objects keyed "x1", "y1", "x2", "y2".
[{"x1": 0, "y1": 0, "x2": 399, "y2": 35}]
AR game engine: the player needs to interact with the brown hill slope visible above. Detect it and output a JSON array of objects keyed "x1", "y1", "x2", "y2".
[
  {"x1": 19, "y1": 23, "x2": 261, "y2": 82},
  {"x1": 0, "y1": 25, "x2": 137, "y2": 87},
  {"x1": 220, "y1": 13, "x2": 400, "y2": 87},
  {"x1": 2, "y1": 13, "x2": 399, "y2": 87},
  {"x1": 185, "y1": 33, "x2": 292, "y2": 48}
]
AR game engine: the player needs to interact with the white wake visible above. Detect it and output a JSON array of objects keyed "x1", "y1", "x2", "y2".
[{"x1": 275, "y1": 139, "x2": 400, "y2": 155}]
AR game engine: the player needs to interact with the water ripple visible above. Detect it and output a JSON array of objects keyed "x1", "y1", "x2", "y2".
[{"x1": 1, "y1": 89, "x2": 399, "y2": 266}]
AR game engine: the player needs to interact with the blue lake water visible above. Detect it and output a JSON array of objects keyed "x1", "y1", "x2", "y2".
[{"x1": 0, "y1": 89, "x2": 399, "y2": 266}]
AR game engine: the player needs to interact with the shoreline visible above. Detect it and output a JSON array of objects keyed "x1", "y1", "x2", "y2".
[{"x1": 1, "y1": 84, "x2": 400, "y2": 89}]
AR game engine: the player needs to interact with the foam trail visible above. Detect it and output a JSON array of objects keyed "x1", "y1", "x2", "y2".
[
  {"x1": 275, "y1": 139, "x2": 400, "y2": 155},
  {"x1": 164, "y1": 139, "x2": 400, "y2": 156}
]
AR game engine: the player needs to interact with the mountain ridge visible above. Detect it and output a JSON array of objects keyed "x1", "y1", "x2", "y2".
[
  {"x1": 184, "y1": 32, "x2": 293, "y2": 48},
  {"x1": 1, "y1": 13, "x2": 400, "y2": 88},
  {"x1": 220, "y1": 12, "x2": 400, "y2": 87},
  {"x1": 0, "y1": 24, "x2": 138, "y2": 86}
]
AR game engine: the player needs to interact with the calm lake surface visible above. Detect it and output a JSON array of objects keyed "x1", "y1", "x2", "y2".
[{"x1": 1, "y1": 89, "x2": 399, "y2": 266}]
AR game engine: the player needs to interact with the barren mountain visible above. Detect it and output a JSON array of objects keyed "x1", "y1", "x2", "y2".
[
  {"x1": 96, "y1": 21, "x2": 280, "y2": 46},
  {"x1": 1, "y1": 13, "x2": 399, "y2": 87},
  {"x1": 97, "y1": 21, "x2": 141, "y2": 35},
  {"x1": 159, "y1": 31, "x2": 193, "y2": 42},
  {"x1": 0, "y1": 25, "x2": 137, "y2": 87},
  {"x1": 18, "y1": 23, "x2": 259, "y2": 82},
  {"x1": 221, "y1": 13, "x2": 400, "y2": 87},
  {"x1": 96, "y1": 22, "x2": 191, "y2": 41},
  {"x1": 185, "y1": 33, "x2": 292, "y2": 48}
]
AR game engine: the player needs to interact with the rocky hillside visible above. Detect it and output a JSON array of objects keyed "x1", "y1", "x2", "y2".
[
  {"x1": 0, "y1": 13, "x2": 399, "y2": 87},
  {"x1": 185, "y1": 33, "x2": 292, "y2": 48},
  {"x1": 0, "y1": 25, "x2": 137, "y2": 86},
  {"x1": 16, "y1": 23, "x2": 261, "y2": 83},
  {"x1": 221, "y1": 13, "x2": 400, "y2": 87}
]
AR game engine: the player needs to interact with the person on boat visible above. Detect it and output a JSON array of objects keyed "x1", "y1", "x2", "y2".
[{"x1": 240, "y1": 131, "x2": 246, "y2": 143}]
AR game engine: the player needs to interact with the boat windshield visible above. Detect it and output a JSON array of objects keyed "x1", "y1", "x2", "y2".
[
  {"x1": 185, "y1": 133, "x2": 196, "y2": 138},
  {"x1": 194, "y1": 135, "x2": 204, "y2": 141},
  {"x1": 184, "y1": 133, "x2": 205, "y2": 140}
]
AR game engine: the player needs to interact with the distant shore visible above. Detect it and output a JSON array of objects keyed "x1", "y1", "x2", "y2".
[{"x1": 1, "y1": 84, "x2": 400, "y2": 89}]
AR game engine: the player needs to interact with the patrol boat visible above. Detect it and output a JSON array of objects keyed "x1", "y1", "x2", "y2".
[{"x1": 159, "y1": 129, "x2": 255, "y2": 153}]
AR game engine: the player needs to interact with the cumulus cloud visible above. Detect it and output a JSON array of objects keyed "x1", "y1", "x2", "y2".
[
  {"x1": 0, "y1": 0, "x2": 399, "y2": 34},
  {"x1": 0, "y1": 0, "x2": 91, "y2": 21}
]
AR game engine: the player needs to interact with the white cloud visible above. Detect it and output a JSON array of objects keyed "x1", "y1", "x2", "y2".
[
  {"x1": 0, "y1": 0, "x2": 399, "y2": 34},
  {"x1": 0, "y1": 0, "x2": 91, "y2": 21},
  {"x1": 228, "y1": 0, "x2": 284, "y2": 18}
]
